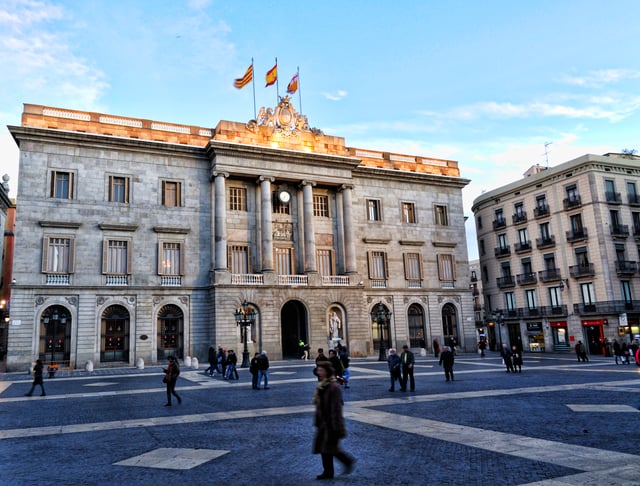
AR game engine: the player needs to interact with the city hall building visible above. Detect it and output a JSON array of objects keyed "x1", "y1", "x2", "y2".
[{"x1": 5, "y1": 101, "x2": 472, "y2": 371}]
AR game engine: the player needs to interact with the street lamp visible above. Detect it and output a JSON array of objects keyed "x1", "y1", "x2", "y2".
[
  {"x1": 370, "y1": 302, "x2": 391, "y2": 361},
  {"x1": 233, "y1": 301, "x2": 255, "y2": 368}
]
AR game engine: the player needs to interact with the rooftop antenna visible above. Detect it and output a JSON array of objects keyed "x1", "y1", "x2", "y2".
[{"x1": 544, "y1": 142, "x2": 552, "y2": 167}]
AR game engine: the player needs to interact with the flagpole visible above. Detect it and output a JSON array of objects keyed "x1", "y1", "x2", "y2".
[
  {"x1": 251, "y1": 58, "x2": 256, "y2": 119},
  {"x1": 275, "y1": 57, "x2": 279, "y2": 104},
  {"x1": 296, "y1": 66, "x2": 302, "y2": 114}
]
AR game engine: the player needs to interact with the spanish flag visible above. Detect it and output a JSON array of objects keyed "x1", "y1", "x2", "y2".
[
  {"x1": 234, "y1": 64, "x2": 253, "y2": 89},
  {"x1": 265, "y1": 63, "x2": 278, "y2": 87},
  {"x1": 286, "y1": 73, "x2": 299, "y2": 94}
]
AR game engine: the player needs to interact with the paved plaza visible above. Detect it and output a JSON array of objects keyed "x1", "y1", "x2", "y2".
[{"x1": 1, "y1": 352, "x2": 639, "y2": 485}]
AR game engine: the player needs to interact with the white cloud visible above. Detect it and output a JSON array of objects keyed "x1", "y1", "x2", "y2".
[
  {"x1": 561, "y1": 69, "x2": 640, "y2": 88},
  {"x1": 322, "y1": 90, "x2": 348, "y2": 101}
]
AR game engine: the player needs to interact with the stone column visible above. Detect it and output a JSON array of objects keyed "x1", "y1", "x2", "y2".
[
  {"x1": 341, "y1": 184, "x2": 357, "y2": 274},
  {"x1": 259, "y1": 176, "x2": 275, "y2": 272},
  {"x1": 213, "y1": 172, "x2": 228, "y2": 271},
  {"x1": 301, "y1": 180, "x2": 317, "y2": 273}
]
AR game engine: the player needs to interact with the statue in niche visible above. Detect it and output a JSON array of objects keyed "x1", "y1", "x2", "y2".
[{"x1": 328, "y1": 309, "x2": 343, "y2": 340}]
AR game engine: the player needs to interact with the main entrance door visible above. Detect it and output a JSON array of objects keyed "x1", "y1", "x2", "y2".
[{"x1": 281, "y1": 300, "x2": 308, "y2": 358}]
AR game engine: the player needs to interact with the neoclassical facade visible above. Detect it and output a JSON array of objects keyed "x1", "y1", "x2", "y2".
[{"x1": 6, "y1": 102, "x2": 472, "y2": 370}]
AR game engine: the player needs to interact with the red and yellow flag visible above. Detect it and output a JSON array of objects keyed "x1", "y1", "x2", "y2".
[
  {"x1": 265, "y1": 63, "x2": 278, "y2": 87},
  {"x1": 234, "y1": 64, "x2": 253, "y2": 89},
  {"x1": 286, "y1": 73, "x2": 299, "y2": 94}
]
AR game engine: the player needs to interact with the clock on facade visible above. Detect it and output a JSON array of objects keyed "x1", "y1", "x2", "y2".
[{"x1": 278, "y1": 190, "x2": 291, "y2": 204}]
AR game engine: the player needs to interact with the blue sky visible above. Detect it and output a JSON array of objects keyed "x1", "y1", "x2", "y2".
[{"x1": 2, "y1": 0, "x2": 640, "y2": 259}]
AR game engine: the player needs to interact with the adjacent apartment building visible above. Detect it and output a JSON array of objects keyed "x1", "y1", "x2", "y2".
[
  {"x1": 472, "y1": 153, "x2": 640, "y2": 355},
  {"x1": 5, "y1": 102, "x2": 473, "y2": 371}
]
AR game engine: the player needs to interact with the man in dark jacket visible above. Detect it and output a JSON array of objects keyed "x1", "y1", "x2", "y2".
[
  {"x1": 439, "y1": 346, "x2": 455, "y2": 381},
  {"x1": 400, "y1": 345, "x2": 415, "y2": 392},
  {"x1": 256, "y1": 350, "x2": 270, "y2": 389},
  {"x1": 387, "y1": 348, "x2": 401, "y2": 392}
]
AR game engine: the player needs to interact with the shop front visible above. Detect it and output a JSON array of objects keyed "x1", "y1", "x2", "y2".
[
  {"x1": 549, "y1": 321, "x2": 569, "y2": 351},
  {"x1": 526, "y1": 322, "x2": 545, "y2": 352},
  {"x1": 581, "y1": 319, "x2": 606, "y2": 355}
]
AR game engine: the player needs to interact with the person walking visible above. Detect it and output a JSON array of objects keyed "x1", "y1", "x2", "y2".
[
  {"x1": 438, "y1": 346, "x2": 455, "y2": 381},
  {"x1": 205, "y1": 345, "x2": 217, "y2": 376},
  {"x1": 575, "y1": 340, "x2": 589, "y2": 362},
  {"x1": 25, "y1": 359, "x2": 46, "y2": 397},
  {"x1": 501, "y1": 343, "x2": 515, "y2": 372},
  {"x1": 312, "y1": 361, "x2": 355, "y2": 480},
  {"x1": 400, "y1": 344, "x2": 415, "y2": 392},
  {"x1": 163, "y1": 356, "x2": 182, "y2": 406},
  {"x1": 216, "y1": 345, "x2": 227, "y2": 376},
  {"x1": 314, "y1": 348, "x2": 329, "y2": 381},
  {"x1": 478, "y1": 339, "x2": 487, "y2": 357},
  {"x1": 387, "y1": 348, "x2": 401, "y2": 391},
  {"x1": 511, "y1": 345, "x2": 523, "y2": 373},
  {"x1": 249, "y1": 352, "x2": 260, "y2": 390},
  {"x1": 339, "y1": 347, "x2": 351, "y2": 389},
  {"x1": 328, "y1": 349, "x2": 344, "y2": 381},
  {"x1": 256, "y1": 350, "x2": 270, "y2": 389},
  {"x1": 225, "y1": 349, "x2": 239, "y2": 380},
  {"x1": 433, "y1": 338, "x2": 440, "y2": 358}
]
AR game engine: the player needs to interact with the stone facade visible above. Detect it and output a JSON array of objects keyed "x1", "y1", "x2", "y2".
[
  {"x1": 6, "y1": 103, "x2": 472, "y2": 371},
  {"x1": 472, "y1": 154, "x2": 640, "y2": 355}
]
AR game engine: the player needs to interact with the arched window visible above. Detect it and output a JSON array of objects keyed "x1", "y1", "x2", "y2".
[
  {"x1": 408, "y1": 304, "x2": 425, "y2": 348},
  {"x1": 442, "y1": 303, "x2": 459, "y2": 347},
  {"x1": 101, "y1": 305, "x2": 130, "y2": 362},
  {"x1": 157, "y1": 304, "x2": 184, "y2": 360},
  {"x1": 39, "y1": 305, "x2": 71, "y2": 363}
]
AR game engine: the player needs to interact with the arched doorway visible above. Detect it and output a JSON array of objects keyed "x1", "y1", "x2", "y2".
[
  {"x1": 281, "y1": 300, "x2": 308, "y2": 358},
  {"x1": 408, "y1": 304, "x2": 426, "y2": 348},
  {"x1": 100, "y1": 305, "x2": 130, "y2": 362},
  {"x1": 39, "y1": 305, "x2": 71, "y2": 363},
  {"x1": 442, "y1": 303, "x2": 459, "y2": 348},
  {"x1": 157, "y1": 304, "x2": 184, "y2": 360}
]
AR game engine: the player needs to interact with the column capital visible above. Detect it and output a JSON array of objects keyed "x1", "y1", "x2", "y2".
[
  {"x1": 339, "y1": 184, "x2": 354, "y2": 191},
  {"x1": 212, "y1": 171, "x2": 229, "y2": 179},
  {"x1": 257, "y1": 175, "x2": 275, "y2": 184},
  {"x1": 300, "y1": 180, "x2": 317, "y2": 187}
]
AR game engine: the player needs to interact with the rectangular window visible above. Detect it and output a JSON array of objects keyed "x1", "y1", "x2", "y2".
[
  {"x1": 526, "y1": 289, "x2": 538, "y2": 309},
  {"x1": 566, "y1": 184, "x2": 579, "y2": 201},
  {"x1": 317, "y1": 249, "x2": 334, "y2": 276},
  {"x1": 42, "y1": 236, "x2": 74, "y2": 273},
  {"x1": 50, "y1": 171, "x2": 74, "y2": 199},
  {"x1": 313, "y1": 195, "x2": 330, "y2": 218},
  {"x1": 518, "y1": 228, "x2": 529, "y2": 245},
  {"x1": 580, "y1": 282, "x2": 595, "y2": 305},
  {"x1": 108, "y1": 176, "x2": 130, "y2": 203},
  {"x1": 228, "y1": 245, "x2": 249, "y2": 274},
  {"x1": 570, "y1": 214, "x2": 583, "y2": 232},
  {"x1": 505, "y1": 292, "x2": 516, "y2": 311},
  {"x1": 477, "y1": 216, "x2": 482, "y2": 229},
  {"x1": 402, "y1": 202, "x2": 416, "y2": 224},
  {"x1": 515, "y1": 202, "x2": 525, "y2": 217},
  {"x1": 159, "y1": 241, "x2": 183, "y2": 275},
  {"x1": 367, "y1": 199, "x2": 381, "y2": 221},
  {"x1": 627, "y1": 181, "x2": 639, "y2": 204},
  {"x1": 368, "y1": 251, "x2": 388, "y2": 280},
  {"x1": 437, "y1": 254, "x2": 455, "y2": 282},
  {"x1": 549, "y1": 287, "x2": 562, "y2": 307},
  {"x1": 275, "y1": 247, "x2": 293, "y2": 275},
  {"x1": 540, "y1": 222, "x2": 551, "y2": 240},
  {"x1": 103, "y1": 239, "x2": 131, "y2": 274},
  {"x1": 435, "y1": 205, "x2": 449, "y2": 226},
  {"x1": 622, "y1": 281, "x2": 632, "y2": 303},
  {"x1": 229, "y1": 187, "x2": 247, "y2": 211},
  {"x1": 498, "y1": 233, "x2": 508, "y2": 249},
  {"x1": 480, "y1": 240, "x2": 485, "y2": 256},
  {"x1": 403, "y1": 253, "x2": 423, "y2": 280},
  {"x1": 161, "y1": 180, "x2": 182, "y2": 207}
]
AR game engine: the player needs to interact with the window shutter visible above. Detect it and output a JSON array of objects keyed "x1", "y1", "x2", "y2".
[
  {"x1": 161, "y1": 181, "x2": 166, "y2": 206},
  {"x1": 179, "y1": 242, "x2": 185, "y2": 275},
  {"x1": 126, "y1": 240, "x2": 132, "y2": 274},
  {"x1": 383, "y1": 252, "x2": 389, "y2": 279},
  {"x1": 102, "y1": 239, "x2": 108, "y2": 274},
  {"x1": 403, "y1": 253, "x2": 409, "y2": 279},
  {"x1": 157, "y1": 241, "x2": 163, "y2": 275},
  {"x1": 68, "y1": 172, "x2": 74, "y2": 200},
  {"x1": 227, "y1": 245, "x2": 232, "y2": 271},
  {"x1": 42, "y1": 237, "x2": 50, "y2": 273},
  {"x1": 68, "y1": 237, "x2": 75, "y2": 273},
  {"x1": 367, "y1": 251, "x2": 372, "y2": 279}
]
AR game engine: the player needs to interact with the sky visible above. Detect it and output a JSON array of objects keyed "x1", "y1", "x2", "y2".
[{"x1": 2, "y1": 0, "x2": 640, "y2": 260}]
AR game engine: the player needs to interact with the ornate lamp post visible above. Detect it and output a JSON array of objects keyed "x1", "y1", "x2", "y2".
[
  {"x1": 370, "y1": 302, "x2": 391, "y2": 361},
  {"x1": 233, "y1": 301, "x2": 255, "y2": 368}
]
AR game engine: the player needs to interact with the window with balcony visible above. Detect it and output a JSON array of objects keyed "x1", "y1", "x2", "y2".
[
  {"x1": 159, "y1": 241, "x2": 183, "y2": 277},
  {"x1": 622, "y1": 281, "x2": 633, "y2": 307},
  {"x1": 437, "y1": 254, "x2": 455, "y2": 286},
  {"x1": 317, "y1": 249, "x2": 335, "y2": 276},
  {"x1": 567, "y1": 214, "x2": 586, "y2": 241},
  {"x1": 313, "y1": 195, "x2": 330, "y2": 218},
  {"x1": 50, "y1": 170, "x2": 74, "y2": 199},
  {"x1": 535, "y1": 194, "x2": 549, "y2": 218},
  {"x1": 505, "y1": 292, "x2": 516, "y2": 312},
  {"x1": 434, "y1": 205, "x2": 448, "y2": 226},
  {"x1": 537, "y1": 222, "x2": 554, "y2": 248},
  {"x1": 513, "y1": 202, "x2": 526, "y2": 224},
  {"x1": 516, "y1": 228, "x2": 530, "y2": 252},
  {"x1": 633, "y1": 212, "x2": 640, "y2": 238},
  {"x1": 526, "y1": 289, "x2": 538, "y2": 314},
  {"x1": 275, "y1": 247, "x2": 294, "y2": 275},
  {"x1": 610, "y1": 210, "x2": 629, "y2": 237},
  {"x1": 564, "y1": 184, "x2": 581, "y2": 209},
  {"x1": 580, "y1": 282, "x2": 596, "y2": 310},
  {"x1": 604, "y1": 179, "x2": 621, "y2": 204},
  {"x1": 367, "y1": 199, "x2": 382, "y2": 221},
  {"x1": 228, "y1": 245, "x2": 249, "y2": 274},
  {"x1": 548, "y1": 286, "x2": 562, "y2": 308},
  {"x1": 42, "y1": 236, "x2": 75, "y2": 283},
  {"x1": 402, "y1": 202, "x2": 417, "y2": 224},
  {"x1": 404, "y1": 252, "x2": 423, "y2": 287},
  {"x1": 368, "y1": 251, "x2": 388, "y2": 285},
  {"x1": 229, "y1": 187, "x2": 247, "y2": 211},
  {"x1": 161, "y1": 180, "x2": 182, "y2": 207},
  {"x1": 627, "y1": 181, "x2": 640, "y2": 205},
  {"x1": 493, "y1": 208, "x2": 506, "y2": 229},
  {"x1": 103, "y1": 239, "x2": 131, "y2": 284},
  {"x1": 108, "y1": 175, "x2": 130, "y2": 203}
]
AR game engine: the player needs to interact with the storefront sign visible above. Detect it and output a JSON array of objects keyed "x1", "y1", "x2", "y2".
[
  {"x1": 526, "y1": 322, "x2": 542, "y2": 331},
  {"x1": 581, "y1": 319, "x2": 607, "y2": 326},
  {"x1": 549, "y1": 321, "x2": 567, "y2": 328}
]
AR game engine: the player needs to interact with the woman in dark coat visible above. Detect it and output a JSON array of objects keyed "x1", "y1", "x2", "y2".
[
  {"x1": 312, "y1": 361, "x2": 355, "y2": 480},
  {"x1": 25, "y1": 359, "x2": 46, "y2": 396},
  {"x1": 163, "y1": 356, "x2": 181, "y2": 406}
]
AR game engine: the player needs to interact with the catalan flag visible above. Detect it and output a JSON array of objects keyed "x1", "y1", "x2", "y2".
[
  {"x1": 234, "y1": 64, "x2": 253, "y2": 89},
  {"x1": 265, "y1": 63, "x2": 278, "y2": 87},
  {"x1": 286, "y1": 73, "x2": 299, "y2": 94}
]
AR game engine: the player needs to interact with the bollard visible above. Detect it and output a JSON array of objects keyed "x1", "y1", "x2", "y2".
[
  {"x1": 85, "y1": 360, "x2": 94, "y2": 372},
  {"x1": 184, "y1": 356, "x2": 192, "y2": 367},
  {"x1": 136, "y1": 357, "x2": 144, "y2": 370},
  {"x1": 191, "y1": 357, "x2": 199, "y2": 369}
]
